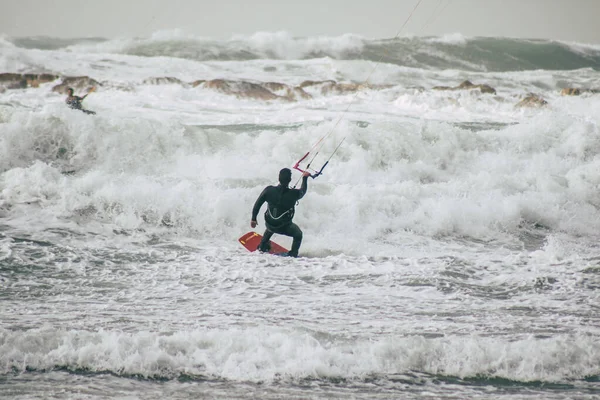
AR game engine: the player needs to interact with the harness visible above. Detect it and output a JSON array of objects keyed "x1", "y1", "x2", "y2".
[
  {"x1": 265, "y1": 186, "x2": 295, "y2": 228},
  {"x1": 266, "y1": 206, "x2": 294, "y2": 222}
]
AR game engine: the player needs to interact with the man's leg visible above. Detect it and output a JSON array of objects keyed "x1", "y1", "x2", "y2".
[
  {"x1": 257, "y1": 229, "x2": 274, "y2": 252},
  {"x1": 280, "y1": 223, "x2": 303, "y2": 257}
]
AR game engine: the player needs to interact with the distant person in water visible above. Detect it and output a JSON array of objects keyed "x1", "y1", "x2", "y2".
[
  {"x1": 65, "y1": 87, "x2": 96, "y2": 115},
  {"x1": 251, "y1": 168, "x2": 311, "y2": 257}
]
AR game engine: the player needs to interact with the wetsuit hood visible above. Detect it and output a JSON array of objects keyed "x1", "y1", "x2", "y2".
[{"x1": 279, "y1": 168, "x2": 292, "y2": 186}]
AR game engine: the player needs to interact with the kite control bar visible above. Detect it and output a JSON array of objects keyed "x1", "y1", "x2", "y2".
[{"x1": 293, "y1": 152, "x2": 328, "y2": 179}]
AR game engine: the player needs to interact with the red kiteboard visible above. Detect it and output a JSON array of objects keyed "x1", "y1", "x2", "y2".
[{"x1": 238, "y1": 231, "x2": 289, "y2": 255}]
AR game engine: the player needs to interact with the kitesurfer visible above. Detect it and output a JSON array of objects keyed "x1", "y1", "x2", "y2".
[
  {"x1": 251, "y1": 168, "x2": 311, "y2": 257},
  {"x1": 65, "y1": 87, "x2": 96, "y2": 115}
]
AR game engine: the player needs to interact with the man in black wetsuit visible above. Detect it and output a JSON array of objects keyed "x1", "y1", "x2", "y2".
[
  {"x1": 65, "y1": 87, "x2": 96, "y2": 115},
  {"x1": 251, "y1": 168, "x2": 311, "y2": 257}
]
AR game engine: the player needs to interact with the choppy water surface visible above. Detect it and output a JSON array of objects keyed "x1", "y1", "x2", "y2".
[{"x1": 1, "y1": 31, "x2": 599, "y2": 399}]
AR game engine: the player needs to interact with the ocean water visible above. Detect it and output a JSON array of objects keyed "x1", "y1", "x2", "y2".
[{"x1": 1, "y1": 31, "x2": 600, "y2": 399}]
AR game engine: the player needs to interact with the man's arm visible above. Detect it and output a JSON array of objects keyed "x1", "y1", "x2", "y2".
[
  {"x1": 81, "y1": 87, "x2": 96, "y2": 101},
  {"x1": 251, "y1": 187, "x2": 269, "y2": 224},
  {"x1": 80, "y1": 87, "x2": 96, "y2": 101},
  {"x1": 296, "y1": 174, "x2": 309, "y2": 200}
]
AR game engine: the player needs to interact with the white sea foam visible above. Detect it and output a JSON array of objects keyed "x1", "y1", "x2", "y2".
[
  {"x1": 425, "y1": 33, "x2": 468, "y2": 45},
  {"x1": 2, "y1": 327, "x2": 598, "y2": 382},
  {"x1": 1, "y1": 34, "x2": 600, "y2": 398},
  {"x1": 63, "y1": 30, "x2": 366, "y2": 62},
  {"x1": 1, "y1": 67, "x2": 600, "y2": 246}
]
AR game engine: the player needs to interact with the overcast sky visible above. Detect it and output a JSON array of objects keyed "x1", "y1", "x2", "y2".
[{"x1": 2, "y1": 0, "x2": 600, "y2": 43}]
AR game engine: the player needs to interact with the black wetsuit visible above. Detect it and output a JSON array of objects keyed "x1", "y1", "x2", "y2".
[
  {"x1": 252, "y1": 175, "x2": 308, "y2": 256},
  {"x1": 66, "y1": 95, "x2": 96, "y2": 115}
]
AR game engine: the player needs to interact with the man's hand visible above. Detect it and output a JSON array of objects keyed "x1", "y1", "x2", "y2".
[
  {"x1": 303, "y1": 171, "x2": 311, "y2": 178},
  {"x1": 251, "y1": 220, "x2": 257, "y2": 228}
]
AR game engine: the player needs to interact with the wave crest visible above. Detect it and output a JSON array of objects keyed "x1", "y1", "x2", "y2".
[{"x1": 5, "y1": 31, "x2": 600, "y2": 72}]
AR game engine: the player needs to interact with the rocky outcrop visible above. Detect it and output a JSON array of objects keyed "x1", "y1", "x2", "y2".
[
  {"x1": 143, "y1": 76, "x2": 187, "y2": 86},
  {"x1": 515, "y1": 93, "x2": 548, "y2": 108},
  {"x1": 195, "y1": 78, "x2": 381, "y2": 100},
  {"x1": 561, "y1": 88, "x2": 580, "y2": 96},
  {"x1": 193, "y1": 79, "x2": 325, "y2": 101},
  {"x1": 190, "y1": 80, "x2": 206, "y2": 87},
  {"x1": 0, "y1": 73, "x2": 21, "y2": 83},
  {"x1": 300, "y1": 80, "x2": 337, "y2": 88},
  {"x1": 560, "y1": 87, "x2": 600, "y2": 96},
  {"x1": 432, "y1": 80, "x2": 496, "y2": 95},
  {"x1": 0, "y1": 72, "x2": 392, "y2": 102},
  {"x1": 263, "y1": 82, "x2": 311, "y2": 100},
  {"x1": 202, "y1": 79, "x2": 281, "y2": 101},
  {"x1": 0, "y1": 73, "x2": 58, "y2": 89},
  {"x1": 52, "y1": 76, "x2": 101, "y2": 94},
  {"x1": 299, "y1": 80, "x2": 384, "y2": 95},
  {"x1": 326, "y1": 82, "x2": 363, "y2": 94}
]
